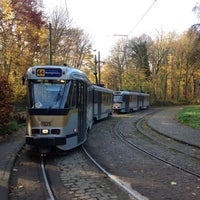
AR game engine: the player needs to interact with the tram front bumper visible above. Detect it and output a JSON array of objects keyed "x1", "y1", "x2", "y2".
[{"x1": 26, "y1": 136, "x2": 66, "y2": 146}]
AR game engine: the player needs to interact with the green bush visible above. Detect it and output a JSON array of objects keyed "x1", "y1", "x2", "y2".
[{"x1": 7, "y1": 120, "x2": 19, "y2": 132}]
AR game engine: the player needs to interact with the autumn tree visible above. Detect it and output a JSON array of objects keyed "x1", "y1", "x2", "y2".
[
  {"x1": 101, "y1": 56, "x2": 121, "y2": 90},
  {"x1": 127, "y1": 34, "x2": 151, "y2": 77},
  {"x1": 0, "y1": 0, "x2": 16, "y2": 79},
  {"x1": 125, "y1": 34, "x2": 152, "y2": 92},
  {"x1": 147, "y1": 31, "x2": 174, "y2": 101},
  {"x1": 0, "y1": 0, "x2": 46, "y2": 78},
  {"x1": 48, "y1": 6, "x2": 92, "y2": 68},
  {"x1": 180, "y1": 30, "x2": 200, "y2": 101},
  {"x1": 0, "y1": 0, "x2": 46, "y2": 106},
  {"x1": 104, "y1": 39, "x2": 127, "y2": 90}
]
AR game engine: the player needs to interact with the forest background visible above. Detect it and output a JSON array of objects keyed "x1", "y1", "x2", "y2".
[{"x1": 1, "y1": 0, "x2": 200, "y2": 132}]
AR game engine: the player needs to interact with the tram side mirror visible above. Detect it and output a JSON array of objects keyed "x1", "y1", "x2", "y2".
[
  {"x1": 22, "y1": 73, "x2": 28, "y2": 85},
  {"x1": 22, "y1": 76, "x2": 25, "y2": 85}
]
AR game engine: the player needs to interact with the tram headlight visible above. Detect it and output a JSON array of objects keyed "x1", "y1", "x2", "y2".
[{"x1": 41, "y1": 129, "x2": 49, "y2": 134}]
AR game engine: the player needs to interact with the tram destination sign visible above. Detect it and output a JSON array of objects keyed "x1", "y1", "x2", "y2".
[{"x1": 36, "y1": 68, "x2": 62, "y2": 77}]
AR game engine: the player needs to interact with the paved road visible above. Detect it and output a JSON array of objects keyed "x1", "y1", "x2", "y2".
[{"x1": 148, "y1": 107, "x2": 200, "y2": 148}]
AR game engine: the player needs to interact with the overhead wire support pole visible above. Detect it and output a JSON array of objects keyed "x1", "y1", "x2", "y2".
[
  {"x1": 93, "y1": 50, "x2": 103, "y2": 85},
  {"x1": 94, "y1": 54, "x2": 98, "y2": 84},
  {"x1": 49, "y1": 23, "x2": 53, "y2": 65},
  {"x1": 98, "y1": 51, "x2": 101, "y2": 85}
]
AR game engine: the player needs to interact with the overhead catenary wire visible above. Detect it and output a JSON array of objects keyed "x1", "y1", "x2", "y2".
[{"x1": 128, "y1": 0, "x2": 158, "y2": 37}]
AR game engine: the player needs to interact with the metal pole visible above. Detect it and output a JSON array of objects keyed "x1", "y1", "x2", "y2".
[
  {"x1": 94, "y1": 55, "x2": 98, "y2": 84},
  {"x1": 49, "y1": 23, "x2": 52, "y2": 65},
  {"x1": 98, "y1": 51, "x2": 100, "y2": 85}
]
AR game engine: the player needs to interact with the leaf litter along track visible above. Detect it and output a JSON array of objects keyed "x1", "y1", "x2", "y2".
[{"x1": 109, "y1": 110, "x2": 200, "y2": 200}]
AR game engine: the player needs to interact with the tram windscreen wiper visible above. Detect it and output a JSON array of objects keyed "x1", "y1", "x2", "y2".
[
  {"x1": 48, "y1": 81, "x2": 69, "y2": 109},
  {"x1": 49, "y1": 87, "x2": 62, "y2": 109},
  {"x1": 55, "y1": 89, "x2": 62, "y2": 102}
]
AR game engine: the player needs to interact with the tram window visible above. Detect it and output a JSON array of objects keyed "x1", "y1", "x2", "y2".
[
  {"x1": 113, "y1": 95, "x2": 122, "y2": 102},
  {"x1": 102, "y1": 92, "x2": 107, "y2": 104},
  {"x1": 65, "y1": 81, "x2": 76, "y2": 108},
  {"x1": 130, "y1": 95, "x2": 136, "y2": 102},
  {"x1": 123, "y1": 95, "x2": 129, "y2": 102},
  {"x1": 102, "y1": 93, "x2": 106, "y2": 104},
  {"x1": 109, "y1": 94, "x2": 112, "y2": 103},
  {"x1": 29, "y1": 80, "x2": 69, "y2": 109},
  {"x1": 94, "y1": 91, "x2": 99, "y2": 103},
  {"x1": 71, "y1": 83, "x2": 76, "y2": 107},
  {"x1": 88, "y1": 89, "x2": 93, "y2": 103},
  {"x1": 76, "y1": 81, "x2": 87, "y2": 107}
]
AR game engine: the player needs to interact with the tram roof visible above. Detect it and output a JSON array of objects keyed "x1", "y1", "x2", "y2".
[
  {"x1": 113, "y1": 90, "x2": 149, "y2": 96},
  {"x1": 92, "y1": 84, "x2": 113, "y2": 93},
  {"x1": 26, "y1": 65, "x2": 91, "y2": 84}
]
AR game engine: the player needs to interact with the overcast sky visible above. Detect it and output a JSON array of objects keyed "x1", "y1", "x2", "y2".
[{"x1": 43, "y1": 0, "x2": 200, "y2": 58}]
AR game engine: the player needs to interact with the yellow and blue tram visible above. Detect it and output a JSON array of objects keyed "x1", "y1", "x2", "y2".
[
  {"x1": 25, "y1": 65, "x2": 113, "y2": 153},
  {"x1": 112, "y1": 91, "x2": 150, "y2": 113}
]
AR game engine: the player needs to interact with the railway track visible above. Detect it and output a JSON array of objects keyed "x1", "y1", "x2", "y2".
[
  {"x1": 9, "y1": 147, "x2": 51, "y2": 199},
  {"x1": 8, "y1": 108, "x2": 200, "y2": 199},
  {"x1": 137, "y1": 115, "x2": 200, "y2": 173},
  {"x1": 9, "y1": 146, "x2": 134, "y2": 200},
  {"x1": 84, "y1": 109, "x2": 200, "y2": 199},
  {"x1": 41, "y1": 155, "x2": 55, "y2": 200},
  {"x1": 112, "y1": 110, "x2": 200, "y2": 199},
  {"x1": 114, "y1": 112, "x2": 200, "y2": 178}
]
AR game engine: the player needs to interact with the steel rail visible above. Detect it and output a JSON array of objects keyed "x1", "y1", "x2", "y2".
[
  {"x1": 41, "y1": 155, "x2": 55, "y2": 200},
  {"x1": 82, "y1": 145, "x2": 148, "y2": 200}
]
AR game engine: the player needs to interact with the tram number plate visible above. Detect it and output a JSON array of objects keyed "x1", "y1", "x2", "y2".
[{"x1": 36, "y1": 69, "x2": 45, "y2": 77}]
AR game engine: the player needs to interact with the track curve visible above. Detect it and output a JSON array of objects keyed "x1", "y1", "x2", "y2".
[{"x1": 84, "y1": 108, "x2": 200, "y2": 199}]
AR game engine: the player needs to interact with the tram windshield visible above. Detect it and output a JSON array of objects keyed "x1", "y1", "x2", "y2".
[
  {"x1": 29, "y1": 80, "x2": 70, "y2": 109},
  {"x1": 113, "y1": 95, "x2": 122, "y2": 103}
]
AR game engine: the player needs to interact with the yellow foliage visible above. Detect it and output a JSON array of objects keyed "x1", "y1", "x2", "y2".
[{"x1": 0, "y1": 0, "x2": 14, "y2": 21}]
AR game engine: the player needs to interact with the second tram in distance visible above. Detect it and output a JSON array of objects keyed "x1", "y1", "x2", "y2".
[
  {"x1": 25, "y1": 65, "x2": 113, "y2": 153},
  {"x1": 112, "y1": 90, "x2": 150, "y2": 113}
]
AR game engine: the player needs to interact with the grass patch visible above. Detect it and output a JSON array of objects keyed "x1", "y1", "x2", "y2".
[{"x1": 177, "y1": 106, "x2": 200, "y2": 130}]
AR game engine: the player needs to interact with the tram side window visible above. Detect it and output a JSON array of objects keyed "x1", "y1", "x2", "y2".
[
  {"x1": 102, "y1": 92, "x2": 104, "y2": 104},
  {"x1": 88, "y1": 89, "x2": 93, "y2": 103},
  {"x1": 77, "y1": 81, "x2": 87, "y2": 108},
  {"x1": 102, "y1": 92, "x2": 108, "y2": 105},
  {"x1": 109, "y1": 93, "x2": 113, "y2": 104},
  {"x1": 94, "y1": 91, "x2": 99, "y2": 104},
  {"x1": 130, "y1": 95, "x2": 136, "y2": 103},
  {"x1": 65, "y1": 81, "x2": 76, "y2": 108},
  {"x1": 71, "y1": 83, "x2": 76, "y2": 107},
  {"x1": 102, "y1": 92, "x2": 110, "y2": 105},
  {"x1": 123, "y1": 95, "x2": 129, "y2": 102},
  {"x1": 102, "y1": 92, "x2": 106, "y2": 104}
]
